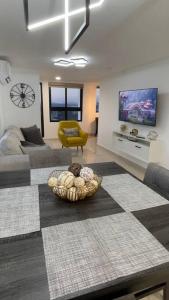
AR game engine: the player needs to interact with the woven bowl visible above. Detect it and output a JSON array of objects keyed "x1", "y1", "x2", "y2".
[{"x1": 48, "y1": 169, "x2": 102, "y2": 202}]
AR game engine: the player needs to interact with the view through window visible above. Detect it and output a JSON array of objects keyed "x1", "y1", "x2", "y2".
[{"x1": 49, "y1": 86, "x2": 83, "y2": 122}]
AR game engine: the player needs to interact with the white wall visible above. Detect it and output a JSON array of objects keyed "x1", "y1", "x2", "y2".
[
  {"x1": 98, "y1": 59, "x2": 169, "y2": 169},
  {"x1": 0, "y1": 69, "x2": 41, "y2": 134},
  {"x1": 42, "y1": 82, "x2": 98, "y2": 139}
]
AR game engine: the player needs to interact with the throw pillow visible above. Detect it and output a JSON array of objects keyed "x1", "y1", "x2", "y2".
[
  {"x1": 63, "y1": 128, "x2": 79, "y2": 137},
  {"x1": 20, "y1": 141, "x2": 39, "y2": 147},
  {"x1": 21, "y1": 125, "x2": 45, "y2": 145}
]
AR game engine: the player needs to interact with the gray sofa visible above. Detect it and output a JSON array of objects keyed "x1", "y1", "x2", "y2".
[
  {"x1": 0, "y1": 126, "x2": 50, "y2": 156},
  {"x1": 0, "y1": 126, "x2": 72, "y2": 188}
]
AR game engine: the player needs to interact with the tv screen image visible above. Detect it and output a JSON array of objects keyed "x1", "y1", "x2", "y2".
[{"x1": 119, "y1": 88, "x2": 158, "y2": 126}]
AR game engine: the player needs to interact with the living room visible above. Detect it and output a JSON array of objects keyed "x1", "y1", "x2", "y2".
[{"x1": 0, "y1": 1, "x2": 169, "y2": 300}]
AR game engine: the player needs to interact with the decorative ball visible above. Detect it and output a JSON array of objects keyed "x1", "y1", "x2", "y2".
[
  {"x1": 53, "y1": 186, "x2": 57, "y2": 194},
  {"x1": 76, "y1": 186, "x2": 88, "y2": 200},
  {"x1": 86, "y1": 182, "x2": 97, "y2": 197},
  {"x1": 120, "y1": 124, "x2": 127, "y2": 132},
  {"x1": 147, "y1": 130, "x2": 158, "y2": 141},
  {"x1": 130, "y1": 128, "x2": 138, "y2": 136},
  {"x1": 54, "y1": 186, "x2": 67, "y2": 199},
  {"x1": 90, "y1": 180, "x2": 99, "y2": 189},
  {"x1": 67, "y1": 187, "x2": 78, "y2": 202},
  {"x1": 58, "y1": 171, "x2": 75, "y2": 188},
  {"x1": 80, "y1": 167, "x2": 94, "y2": 182},
  {"x1": 48, "y1": 177, "x2": 58, "y2": 188},
  {"x1": 93, "y1": 174, "x2": 102, "y2": 186},
  {"x1": 68, "y1": 163, "x2": 82, "y2": 177},
  {"x1": 74, "y1": 177, "x2": 85, "y2": 188}
]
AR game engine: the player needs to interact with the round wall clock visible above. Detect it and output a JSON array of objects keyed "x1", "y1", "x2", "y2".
[{"x1": 10, "y1": 83, "x2": 35, "y2": 108}]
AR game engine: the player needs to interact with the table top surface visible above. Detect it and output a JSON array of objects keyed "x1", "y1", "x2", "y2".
[{"x1": 1, "y1": 162, "x2": 169, "y2": 300}]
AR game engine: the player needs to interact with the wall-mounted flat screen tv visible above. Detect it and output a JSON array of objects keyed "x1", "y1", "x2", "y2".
[{"x1": 119, "y1": 88, "x2": 158, "y2": 126}]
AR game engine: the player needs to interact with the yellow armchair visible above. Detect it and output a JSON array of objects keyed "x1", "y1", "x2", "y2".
[{"x1": 58, "y1": 121, "x2": 88, "y2": 151}]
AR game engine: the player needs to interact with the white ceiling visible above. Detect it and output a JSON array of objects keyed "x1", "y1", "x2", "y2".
[{"x1": 0, "y1": 0, "x2": 169, "y2": 83}]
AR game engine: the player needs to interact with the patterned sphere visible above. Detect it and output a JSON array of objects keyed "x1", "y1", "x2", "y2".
[
  {"x1": 58, "y1": 171, "x2": 75, "y2": 188},
  {"x1": 93, "y1": 174, "x2": 102, "y2": 186},
  {"x1": 76, "y1": 186, "x2": 88, "y2": 200},
  {"x1": 68, "y1": 163, "x2": 82, "y2": 177},
  {"x1": 67, "y1": 187, "x2": 78, "y2": 202},
  {"x1": 86, "y1": 181, "x2": 97, "y2": 197},
  {"x1": 80, "y1": 167, "x2": 94, "y2": 182},
  {"x1": 90, "y1": 180, "x2": 99, "y2": 189},
  {"x1": 48, "y1": 177, "x2": 58, "y2": 188},
  {"x1": 74, "y1": 177, "x2": 85, "y2": 188},
  {"x1": 54, "y1": 186, "x2": 67, "y2": 199}
]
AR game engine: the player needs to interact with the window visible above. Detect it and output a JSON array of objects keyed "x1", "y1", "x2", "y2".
[
  {"x1": 49, "y1": 85, "x2": 83, "y2": 122},
  {"x1": 96, "y1": 86, "x2": 100, "y2": 113}
]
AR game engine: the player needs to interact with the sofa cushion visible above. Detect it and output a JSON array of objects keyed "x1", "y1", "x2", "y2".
[
  {"x1": 5, "y1": 126, "x2": 25, "y2": 141},
  {"x1": 0, "y1": 132, "x2": 23, "y2": 155},
  {"x1": 21, "y1": 145, "x2": 50, "y2": 154},
  {"x1": 63, "y1": 128, "x2": 79, "y2": 137},
  {"x1": 21, "y1": 125, "x2": 45, "y2": 145},
  {"x1": 66, "y1": 137, "x2": 83, "y2": 145}
]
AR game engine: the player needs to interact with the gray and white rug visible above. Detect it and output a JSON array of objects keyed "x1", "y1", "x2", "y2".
[
  {"x1": 42, "y1": 212, "x2": 169, "y2": 300},
  {"x1": 0, "y1": 185, "x2": 40, "y2": 238},
  {"x1": 31, "y1": 166, "x2": 69, "y2": 185},
  {"x1": 102, "y1": 174, "x2": 169, "y2": 211}
]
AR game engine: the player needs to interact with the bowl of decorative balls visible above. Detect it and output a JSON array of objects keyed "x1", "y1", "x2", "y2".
[{"x1": 48, "y1": 163, "x2": 102, "y2": 202}]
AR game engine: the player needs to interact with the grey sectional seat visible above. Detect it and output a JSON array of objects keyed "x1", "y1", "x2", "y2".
[{"x1": 0, "y1": 126, "x2": 49, "y2": 156}]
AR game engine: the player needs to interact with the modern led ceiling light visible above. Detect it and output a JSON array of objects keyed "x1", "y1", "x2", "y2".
[
  {"x1": 54, "y1": 59, "x2": 74, "y2": 67},
  {"x1": 71, "y1": 57, "x2": 88, "y2": 67},
  {"x1": 23, "y1": 0, "x2": 104, "y2": 54},
  {"x1": 54, "y1": 57, "x2": 88, "y2": 68}
]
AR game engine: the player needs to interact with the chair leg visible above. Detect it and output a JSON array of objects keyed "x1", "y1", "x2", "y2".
[
  {"x1": 77, "y1": 146, "x2": 78, "y2": 151},
  {"x1": 81, "y1": 146, "x2": 83, "y2": 152},
  {"x1": 62, "y1": 145, "x2": 64, "y2": 148}
]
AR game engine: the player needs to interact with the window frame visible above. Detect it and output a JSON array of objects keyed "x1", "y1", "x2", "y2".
[{"x1": 49, "y1": 85, "x2": 83, "y2": 122}]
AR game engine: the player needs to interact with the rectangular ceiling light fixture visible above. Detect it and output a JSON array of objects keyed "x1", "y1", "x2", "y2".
[
  {"x1": 23, "y1": 0, "x2": 104, "y2": 31},
  {"x1": 65, "y1": 0, "x2": 90, "y2": 54},
  {"x1": 23, "y1": 0, "x2": 105, "y2": 54}
]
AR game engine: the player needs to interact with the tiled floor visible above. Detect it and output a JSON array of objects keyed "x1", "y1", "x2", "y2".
[
  {"x1": 45, "y1": 136, "x2": 145, "y2": 181},
  {"x1": 143, "y1": 290, "x2": 163, "y2": 300}
]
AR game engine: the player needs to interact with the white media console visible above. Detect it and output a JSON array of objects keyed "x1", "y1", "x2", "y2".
[{"x1": 113, "y1": 131, "x2": 161, "y2": 165}]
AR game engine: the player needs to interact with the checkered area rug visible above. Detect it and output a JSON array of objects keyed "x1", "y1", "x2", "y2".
[
  {"x1": 0, "y1": 185, "x2": 40, "y2": 238},
  {"x1": 31, "y1": 166, "x2": 69, "y2": 185},
  {"x1": 102, "y1": 174, "x2": 169, "y2": 211},
  {"x1": 1, "y1": 162, "x2": 169, "y2": 300},
  {"x1": 42, "y1": 213, "x2": 169, "y2": 300}
]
